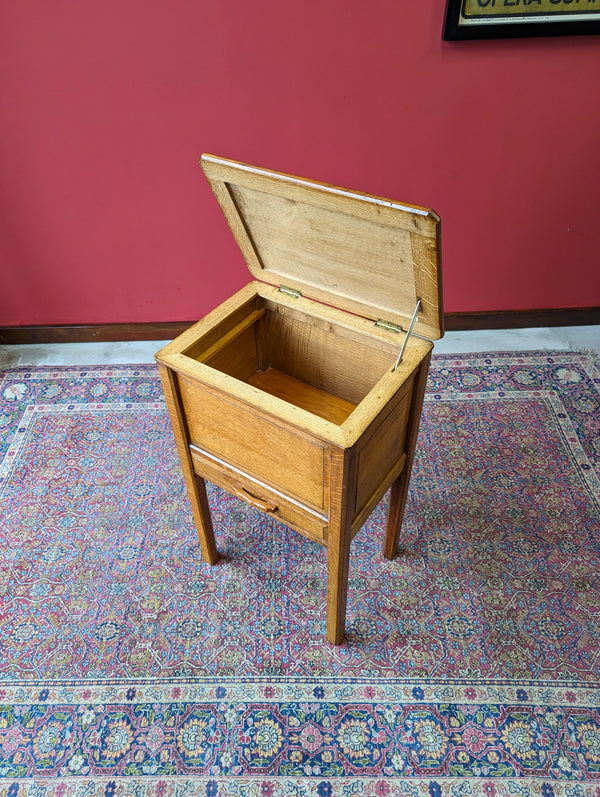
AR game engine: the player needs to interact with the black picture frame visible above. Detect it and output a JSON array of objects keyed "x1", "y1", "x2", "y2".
[{"x1": 443, "y1": 0, "x2": 600, "y2": 40}]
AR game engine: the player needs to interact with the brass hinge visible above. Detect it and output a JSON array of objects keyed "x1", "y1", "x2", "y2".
[
  {"x1": 375, "y1": 318, "x2": 403, "y2": 334},
  {"x1": 279, "y1": 285, "x2": 302, "y2": 299}
]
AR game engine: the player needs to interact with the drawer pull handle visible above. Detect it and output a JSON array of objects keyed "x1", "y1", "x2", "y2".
[{"x1": 233, "y1": 487, "x2": 277, "y2": 514}]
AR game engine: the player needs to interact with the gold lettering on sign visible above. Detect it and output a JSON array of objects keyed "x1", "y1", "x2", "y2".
[{"x1": 462, "y1": 0, "x2": 599, "y2": 16}]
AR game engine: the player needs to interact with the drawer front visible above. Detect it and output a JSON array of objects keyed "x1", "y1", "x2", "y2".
[
  {"x1": 190, "y1": 445, "x2": 328, "y2": 543},
  {"x1": 178, "y1": 375, "x2": 329, "y2": 511}
]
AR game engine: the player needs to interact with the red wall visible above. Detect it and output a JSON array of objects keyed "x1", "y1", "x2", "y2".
[{"x1": 1, "y1": 2, "x2": 598, "y2": 327}]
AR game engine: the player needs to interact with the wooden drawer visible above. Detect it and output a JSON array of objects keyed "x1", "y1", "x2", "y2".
[{"x1": 189, "y1": 445, "x2": 328, "y2": 544}]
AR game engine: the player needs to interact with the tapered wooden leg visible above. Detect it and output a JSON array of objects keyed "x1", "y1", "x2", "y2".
[
  {"x1": 383, "y1": 470, "x2": 409, "y2": 560},
  {"x1": 189, "y1": 473, "x2": 219, "y2": 565},
  {"x1": 327, "y1": 517, "x2": 352, "y2": 645},
  {"x1": 157, "y1": 363, "x2": 219, "y2": 565},
  {"x1": 326, "y1": 447, "x2": 357, "y2": 645},
  {"x1": 383, "y1": 352, "x2": 431, "y2": 561}
]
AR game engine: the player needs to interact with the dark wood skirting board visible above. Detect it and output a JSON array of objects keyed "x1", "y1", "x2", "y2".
[
  {"x1": 444, "y1": 307, "x2": 600, "y2": 331},
  {"x1": 1, "y1": 307, "x2": 599, "y2": 345},
  {"x1": 0, "y1": 322, "x2": 195, "y2": 346}
]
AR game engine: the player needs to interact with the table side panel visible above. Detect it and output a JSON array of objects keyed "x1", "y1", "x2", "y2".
[
  {"x1": 353, "y1": 374, "x2": 415, "y2": 517},
  {"x1": 178, "y1": 374, "x2": 329, "y2": 511}
]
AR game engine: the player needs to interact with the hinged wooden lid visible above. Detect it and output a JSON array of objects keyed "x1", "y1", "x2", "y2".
[{"x1": 201, "y1": 154, "x2": 443, "y2": 340}]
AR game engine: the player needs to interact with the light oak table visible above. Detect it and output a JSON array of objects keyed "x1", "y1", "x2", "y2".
[{"x1": 156, "y1": 155, "x2": 443, "y2": 644}]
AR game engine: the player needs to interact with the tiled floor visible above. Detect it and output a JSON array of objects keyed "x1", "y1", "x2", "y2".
[{"x1": 0, "y1": 326, "x2": 598, "y2": 369}]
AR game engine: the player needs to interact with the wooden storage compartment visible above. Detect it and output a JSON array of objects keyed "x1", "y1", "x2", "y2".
[
  {"x1": 183, "y1": 295, "x2": 400, "y2": 424},
  {"x1": 156, "y1": 154, "x2": 443, "y2": 645}
]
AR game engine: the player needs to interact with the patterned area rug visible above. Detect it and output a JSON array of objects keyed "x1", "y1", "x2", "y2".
[{"x1": 0, "y1": 351, "x2": 599, "y2": 795}]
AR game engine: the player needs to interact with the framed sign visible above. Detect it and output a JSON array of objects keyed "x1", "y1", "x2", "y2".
[{"x1": 443, "y1": 0, "x2": 600, "y2": 39}]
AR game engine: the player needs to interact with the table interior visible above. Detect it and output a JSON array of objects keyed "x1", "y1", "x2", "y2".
[{"x1": 183, "y1": 297, "x2": 400, "y2": 425}]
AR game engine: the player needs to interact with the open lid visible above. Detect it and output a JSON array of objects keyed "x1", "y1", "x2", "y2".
[{"x1": 201, "y1": 154, "x2": 443, "y2": 340}]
